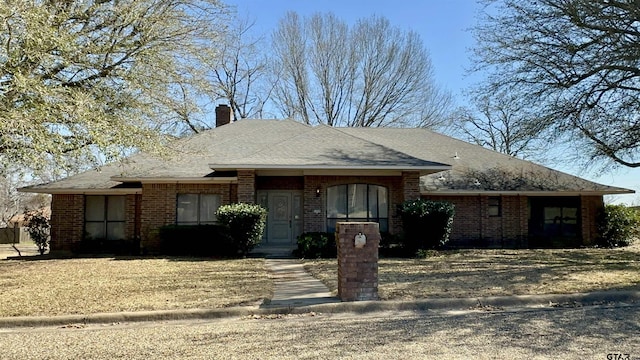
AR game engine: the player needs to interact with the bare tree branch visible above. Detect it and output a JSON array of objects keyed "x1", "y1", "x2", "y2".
[
  {"x1": 472, "y1": 0, "x2": 640, "y2": 168},
  {"x1": 271, "y1": 12, "x2": 454, "y2": 128}
]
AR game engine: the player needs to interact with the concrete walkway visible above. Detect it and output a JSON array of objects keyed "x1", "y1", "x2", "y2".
[{"x1": 262, "y1": 259, "x2": 338, "y2": 308}]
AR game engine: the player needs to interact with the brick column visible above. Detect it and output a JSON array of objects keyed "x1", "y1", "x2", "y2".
[
  {"x1": 303, "y1": 176, "x2": 323, "y2": 233},
  {"x1": 581, "y1": 195, "x2": 604, "y2": 246},
  {"x1": 50, "y1": 194, "x2": 84, "y2": 253},
  {"x1": 401, "y1": 171, "x2": 421, "y2": 201},
  {"x1": 140, "y1": 183, "x2": 177, "y2": 252},
  {"x1": 336, "y1": 222, "x2": 380, "y2": 301},
  {"x1": 237, "y1": 170, "x2": 256, "y2": 203}
]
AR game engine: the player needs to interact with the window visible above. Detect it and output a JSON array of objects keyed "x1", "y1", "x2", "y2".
[
  {"x1": 543, "y1": 206, "x2": 578, "y2": 237},
  {"x1": 176, "y1": 194, "x2": 221, "y2": 225},
  {"x1": 85, "y1": 195, "x2": 126, "y2": 240},
  {"x1": 326, "y1": 184, "x2": 388, "y2": 232},
  {"x1": 488, "y1": 197, "x2": 501, "y2": 217}
]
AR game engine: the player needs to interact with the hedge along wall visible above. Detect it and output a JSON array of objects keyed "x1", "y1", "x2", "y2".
[
  {"x1": 422, "y1": 195, "x2": 528, "y2": 248},
  {"x1": 398, "y1": 199, "x2": 455, "y2": 250},
  {"x1": 140, "y1": 183, "x2": 234, "y2": 251}
]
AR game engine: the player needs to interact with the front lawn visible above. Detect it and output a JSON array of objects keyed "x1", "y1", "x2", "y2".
[
  {"x1": 303, "y1": 247, "x2": 640, "y2": 299},
  {"x1": 0, "y1": 257, "x2": 271, "y2": 317}
]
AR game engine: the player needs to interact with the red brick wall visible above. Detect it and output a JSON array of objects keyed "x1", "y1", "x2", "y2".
[
  {"x1": 422, "y1": 195, "x2": 528, "y2": 247},
  {"x1": 237, "y1": 170, "x2": 256, "y2": 203},
  {"x1": 230, "y1": 184, "x2": 238, "y2": 203},
  {"x1": 581, "y1": 195, "x2": 604, "y2": 245},
  {"x1": 50, "y1": 194, "x2": 84, "y2": 252},
  {"x1": 140, "y1": 183, "x2": 232, "y2": 251},
  {"x1": 256, "y1": 176, "x2": 304, "y2": 190},
  {"x1": 50, "y1": 193, "x2": 140, "y2": 252},
  {"x1": 402, "y1": 171, "x2": 421, "y2": 201},
  {"x1": 303, "y1": 175, "x2": 403, "y2": 234}
]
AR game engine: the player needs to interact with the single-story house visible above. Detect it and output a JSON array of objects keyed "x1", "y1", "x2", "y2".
[{"x1": 19, "y1": 105, "x2": 633, "y2": 253}]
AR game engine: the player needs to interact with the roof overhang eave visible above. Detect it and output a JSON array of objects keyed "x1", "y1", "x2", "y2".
[
  {"x1": 209, "y1": 164, "x2": 451, "y2": 176},
  {"x1": 110, "y1": 177, "x2": 238, "y2": 184},
  {"x1": 18, "y1": 187, "x2": 142, "y2": 195},
  {"x1": 421, "y1": 189, "x2": 635, "y2": 196}
]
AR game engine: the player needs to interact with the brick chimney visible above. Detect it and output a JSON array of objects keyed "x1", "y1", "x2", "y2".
[{"x1": 215, "y1": 104, "x2": 232, "y2": 127}]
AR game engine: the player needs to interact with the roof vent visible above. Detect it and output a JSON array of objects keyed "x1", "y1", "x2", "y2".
[{"x1": 453, "y1": 152, "x2": 460, "y2": 160}]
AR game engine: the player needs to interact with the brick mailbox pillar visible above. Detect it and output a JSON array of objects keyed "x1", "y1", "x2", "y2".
[{"x1": 336, "y1": 222, "x2": 380, "y2": 301}]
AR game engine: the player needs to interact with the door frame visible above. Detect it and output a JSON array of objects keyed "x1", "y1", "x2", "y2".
[{"x1": 257, "y1": 190, "x2": 304, "y2": 245}]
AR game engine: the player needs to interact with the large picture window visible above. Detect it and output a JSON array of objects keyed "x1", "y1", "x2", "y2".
[
  {"x1": 176, "y1": 194, "x2": 221, "y2": 225},
  {"x1": 85, "y1": 195, "x2": 126, "y2": 240},
  {"x1": 326, "y1": 184, "x2": 388, "y2": 232}
]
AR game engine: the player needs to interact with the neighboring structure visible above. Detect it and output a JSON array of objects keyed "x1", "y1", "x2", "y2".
[{"x1": 19, "y1": 105, "x2": 633, "y2": 253}]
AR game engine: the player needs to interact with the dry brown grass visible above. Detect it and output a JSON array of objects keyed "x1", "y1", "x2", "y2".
[
  {"x1": 304, "y1": 246, "x2": 640, "y2": 299},
  {"x1": 0, "y1": 257, "x2": 271, "y2": 317}
]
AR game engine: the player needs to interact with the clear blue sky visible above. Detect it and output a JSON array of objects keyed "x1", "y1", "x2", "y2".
[{"x1": 226, "y1": 0, "x2": 639, "y2": 205}]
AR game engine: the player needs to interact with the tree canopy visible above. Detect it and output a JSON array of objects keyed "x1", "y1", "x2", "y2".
[
  {"x1": 0, "y1": 0, "x2": 227, "y2": 171},
  {"x1": 472, "y1": 0, "x2": 640, "y2": 168}
]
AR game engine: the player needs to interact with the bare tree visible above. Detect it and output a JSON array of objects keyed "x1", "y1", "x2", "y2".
[
  {"x1": 271, "y1": 12, "x2": 453, "y2": 128},
  {"x1": 453, "y1": 92, "x2": 546, "y2": 159},
  {"x1": 472, "y1": 0, "x2": 640, "y2": 168},
  {"x1": 206, "y1": 17, "x2": 273, "y2": 122}
]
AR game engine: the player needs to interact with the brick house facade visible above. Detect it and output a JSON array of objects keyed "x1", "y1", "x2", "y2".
[{"x1": 26, "y1": 105, "x2": 632, "y2": 253}]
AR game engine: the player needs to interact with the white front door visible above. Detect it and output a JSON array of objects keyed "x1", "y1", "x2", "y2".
[{"x1": 257, "y1": 191, "x2": 303, "y2": 245}]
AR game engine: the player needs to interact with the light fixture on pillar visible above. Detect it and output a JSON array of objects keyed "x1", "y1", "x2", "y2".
[{"x1": 316, "y1": 186, "x2": 321, "y2": 197}]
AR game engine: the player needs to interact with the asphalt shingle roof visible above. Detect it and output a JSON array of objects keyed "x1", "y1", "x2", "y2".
[
  {"x1": 337, "y1": 127, "x2": 631, "y2": 194},
  {"x1": 21, "y1": 119, "x2": 632, "y2": 195}
]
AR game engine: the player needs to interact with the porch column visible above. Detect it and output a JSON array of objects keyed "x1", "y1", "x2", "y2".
[
  {"x1": 401, "y1": 171, "x2": 421, "y2": 201},
  {"x1": 237, "y1": 170, "x2": 256, "y2": 204}
]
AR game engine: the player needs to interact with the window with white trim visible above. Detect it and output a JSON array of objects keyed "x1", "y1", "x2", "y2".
[
  {"x1": 176, "y1": 194, "x2": 221, "y2": 225},
  {"x1": 326, "y1": 184, "x2": 388, "y2": 232},
  {"x1": 85, "y1": 195, "x2": 126, "y2": 240}
]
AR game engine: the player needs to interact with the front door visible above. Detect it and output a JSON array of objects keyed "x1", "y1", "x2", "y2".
[{"x1": 257, "y1": 191, "x2": 303, "y2": 245}]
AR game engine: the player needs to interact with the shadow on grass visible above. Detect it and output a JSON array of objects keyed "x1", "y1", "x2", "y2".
[
  {"x1": 304, "y1": 248, "x2": 640, "y2": 298},
  {"x1": 4, "y1": 252, "x2": 254, "y2": 263},
  {"x1": 188, "y1": 304, "x2": 639, "y2": 358}
]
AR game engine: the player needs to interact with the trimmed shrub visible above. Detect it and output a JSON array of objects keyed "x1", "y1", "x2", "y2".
[
  {"x1": 24, "y1": 209, "x2": 50, "y2": 255},
  {"x1": 398, "y1": 199, "x2": 455, "y2": 251},
  {"x1": 73, "y1": 238, "x2": 141, "y2": 255},
  {"x1": 596, "y1": 204, "x2": 640, "y2": 247},
  {"x1": 295, "y1": 232, "x2": 336, "y2": 258},
  {"x1": 159, "y1": 224, "x2": 234, "y2": 256},
  {"x1": 216, "y1": 203, "x2": 267, "y2": 256},
  {"x1": 378, "y1": 232, "x2": 412, "y2": 258}
]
